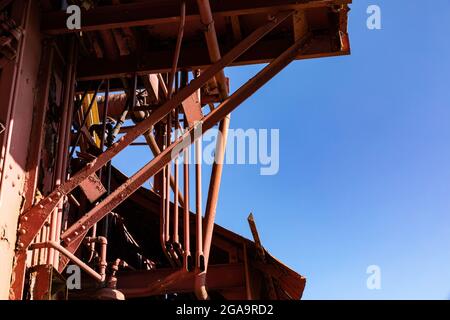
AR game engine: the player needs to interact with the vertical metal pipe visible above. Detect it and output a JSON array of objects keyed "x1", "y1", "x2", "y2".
[
  {"x1": 165, "y1": 114, "x2": 172, "y2": 244},
  {"x1": 56, "y1": 40, "x2": 78, "y2": 267},
  {"x1": 101, "y1": 78, "x2": 112, "y2": 238},
  {"x1": 173, "y1": 108, "x2": 180, "y2": 245},
  {"x1": 195, "y1": 138, "x2": 204, "y2": 270},
  {"x1": 89, "y1": 80, "x2": 110, "y2": 260},
  {"x1": 48, "y1": 38, "x2": 75, "y2": 266},
  {"x1": 167, "y1": 1, "x2": 185, "y2": 98},
  {"x1": 196, "y1": 0, "x2": 228, "y2": 99},
  {"x1": 183, "y1": 146, "x2": 190, "y2": 270},
  {"x1": 97, "y1": 237, "x2": 108, "y2": 280},
  {"x1": 202, "y1": 114, "x2": 230, "y2": 264},
  {"x1": 194, "y1": 1, "x2": 231, "y2": 300},
  {"x1": 182, "y1": 69, "x2": 191, "y2": 270},
  {"x1": 160, "y1": 164, "x2": 167, "y2": 244}
]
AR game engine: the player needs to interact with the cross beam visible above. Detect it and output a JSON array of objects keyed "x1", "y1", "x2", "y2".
[{"x1": 41, "y1": 0, "x2": 350, "y2": 35}]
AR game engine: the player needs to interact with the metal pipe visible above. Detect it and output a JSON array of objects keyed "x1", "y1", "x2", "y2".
[
  {"x1": 144, "y1": 132, "x2": 185, "y2": 207},
  {"x1": 194, "y1": 130, "x2": 208, "y2": 297},
  {"x1": 194, "y1": 0, "x2": 229, "y2": 300},
  {"x1": 85, "y1": 236, "x2": 108, "y2": 280},
  {"x1": 183, "y1": 146, "x2": 191, "y2": 271},
  {"x1": 181, "y1": 71, "x2": 192, "y2": 271},
  {"x1": 196, "y1": 0, "x2": 228, "y2": 99},
  {"x1": 167, "y1": 1, "x2": 185, "y2": 98},
  {"x1": 89, "y1": 79, "x2": 110, "y2": 261},
  {"x1": 195, "y1": 138, "x2": 204, "y2": 272},
  {"x1": 202, "y1": 114, "x2": 230, "y2": 264},
  {"x1": 173, "y1": 109, "x2": 180, "y2": 246},
  {"x1": 56, "y1": 40, "x2": 79, "y2": 267},
  {"x1": 30, "y1": 242, "x2": 104, "y2": 282},
  {"x1": 165, "y1": 114, "x2": 172, "y2": 244},
  {"x1": 48, "y1": 38, "x2": 76, "y2": 266}
]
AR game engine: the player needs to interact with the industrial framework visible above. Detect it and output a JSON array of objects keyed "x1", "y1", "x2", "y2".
[{"x1": 0, "y1": 0, "x2": 351, "y2": 300}]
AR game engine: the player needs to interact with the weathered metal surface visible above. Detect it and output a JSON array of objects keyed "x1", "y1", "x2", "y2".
[
  {"x1": 18, "y1": 10, "x2": 294, "y2": 251},
  {"x1": 79, "y1": 173, "x2": 107, "y2": 203},
  {"x1": 42, "y1": 0, "x2": 351, "y2": 35},
  {"x1": 0, "y1": 0, "x2": 350, "y2": 300},
  {"x1": 28, "y1": 264, "x2": 67, "y2": 300},
  {"x1": 0, "y1": 0, "x2": 41, "y2": 300},
  {"x1": 60, "y1": 29, "x2": 309, "y2": 249},
  {"x1": 181, "y1": 92, "x2": 203, "y2": 127}
]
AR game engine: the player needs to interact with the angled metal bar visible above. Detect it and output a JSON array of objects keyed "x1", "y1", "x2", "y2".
[
  {"x1": 60, "y1": 33, "x2": 311, "y2": 249},
  {"x1": 17, "y1": 10, "x2": 294, "y2": 250}
]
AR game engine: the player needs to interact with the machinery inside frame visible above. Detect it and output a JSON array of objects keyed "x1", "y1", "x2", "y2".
[{"x1": 0, "y1": 0, "x2": 351, "y2": 300}]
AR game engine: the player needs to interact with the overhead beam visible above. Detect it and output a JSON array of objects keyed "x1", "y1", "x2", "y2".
[
  {"x1": 77, "y1": 35, "x2": 346, "y2": 81},
  {"x1": 41, "y1": 0, "x2": 351, "y2": 35}
]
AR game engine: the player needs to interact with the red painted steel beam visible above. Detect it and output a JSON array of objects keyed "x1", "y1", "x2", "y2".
[
  {"x1": 17, "y1": 11, "x2": 294, "y2": 250},
  {"x1": 41, "y1": 0, "x2": 351, "y2": 35},
  {"x1": 77, "y1": 35, "x2": 346, "y2": 81},
  {"x1": 60, "y1": 31, "x2": 311, "y2": 248},
  {"x1": 117, "y1": 263, "x2": 245, "y2": 298}
]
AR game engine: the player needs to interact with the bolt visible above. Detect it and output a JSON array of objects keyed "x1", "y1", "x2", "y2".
[
  {"x1": 39, "y1": 204, "x2": 44, "y2": 209},
  {"x1": 74, "y1": 232, "x2": 79, "y2": 236},
  {"x1": 21, "y1": 216, "x2": 28, "y2": 222},
  {"x1": 18, "y1": 229, "x2": 26, "y2": 235},
  {"x1": 66, "y1": 238, "x2": 71, "y2": 242},
  {"x1": 17, "y1": 242, "x2": 24, "y2": 249},
  {"x1": 56, "y1": 192, "x2": 61, "y2": 197}
]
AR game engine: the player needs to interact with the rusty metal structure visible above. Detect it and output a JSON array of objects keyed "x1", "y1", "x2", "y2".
[{"x1": 0, "y1": 0, "x2": 351, "y2": 300}]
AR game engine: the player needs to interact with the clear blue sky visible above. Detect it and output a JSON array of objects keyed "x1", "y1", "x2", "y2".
[{"x1": 114, "y1": 0, "x2": 450, "y2": 299}]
